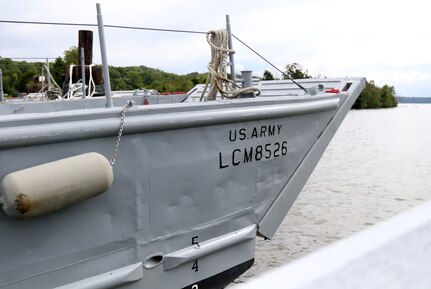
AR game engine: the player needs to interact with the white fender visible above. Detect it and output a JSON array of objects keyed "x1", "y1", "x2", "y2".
[{"x1": 1, "y1": 152, "x2": 113, "y2": 219}]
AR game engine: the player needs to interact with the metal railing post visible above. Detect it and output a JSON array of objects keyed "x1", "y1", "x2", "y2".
[
  {"x1": 80, "y1": 47, "x2": 86, "y2": 98},
  {"x1": 46, "y1": 58, "x2": 51, "y2": 91},
  {"x1": 40, "y1": 66, "x2": 45, "y2": 96},
  {"x1": 226, "y1": 15, "x2": 236, "y2": 82},
  {"x1": 96, "y1": 3, "x2": 113, "y2": 107}
]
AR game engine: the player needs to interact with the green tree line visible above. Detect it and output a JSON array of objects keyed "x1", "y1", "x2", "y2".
[
  {"x1": 1, "y1": 49, "x2": 398, "y2": 109},
  {"x1": 0, "y1": 58, "x2": 43, "y2": 96},
  {"x1": 109, "y1": 66, "x2": 206, "y2": 93},
  {"x1": 351, "y1": 80, "x2": 397, "y2": 109},
  {"x1": 1, "y1": 46, "x2": 208, "y2": 97}
]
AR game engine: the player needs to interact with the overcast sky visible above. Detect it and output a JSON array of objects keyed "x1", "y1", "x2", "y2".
[{"x1": 1, "y1": 0, "x2": 430, "y2": 97}]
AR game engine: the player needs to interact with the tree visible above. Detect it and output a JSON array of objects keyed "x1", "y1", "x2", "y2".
[
  {"x1": 0, "y1": 57, "x2": 40, "y2": 96},
  {"x1": 352, "y1": 80, "x2": 397, "y2": 109},
  {"x1": 284, "y1": 63, "x2": 311, "y2": 79},
  {"x1": 51, "y1": 57, "x2": 66, "y2": 86},
  {"x1": 126, "y1": 69, "x2": 144, "y2": 88},
  {"x1": 381, "y1": 84, "x2": 398, "y2": 108},
  {"x1": 63, "y1": 46, "x2": 79, "y2": 66},
  {"x1": 263, "y1": 70, "x2": 275, "y2": 80}
]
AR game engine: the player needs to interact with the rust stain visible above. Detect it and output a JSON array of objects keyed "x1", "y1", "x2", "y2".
[{"x1": 14, "y1": 193, "x2": 31, "y2": 215}]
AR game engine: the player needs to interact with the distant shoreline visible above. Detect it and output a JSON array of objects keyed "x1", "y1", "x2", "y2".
[{"x1": 397, "y1": 97, "x2": 431, "y2": 103}]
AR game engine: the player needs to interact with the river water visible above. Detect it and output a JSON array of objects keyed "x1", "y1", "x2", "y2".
[{"x1": 233, "y1": 103, "x2": 431, "y2": 284}]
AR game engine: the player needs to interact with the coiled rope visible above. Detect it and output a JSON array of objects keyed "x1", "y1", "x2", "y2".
[{"x1": 200, "y1": 29, "x2": 260, "y2": 101}]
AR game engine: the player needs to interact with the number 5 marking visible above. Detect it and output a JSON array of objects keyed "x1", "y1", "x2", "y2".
[{"x1": 192, "y1": 236, "x2": 200, "y2": 248}]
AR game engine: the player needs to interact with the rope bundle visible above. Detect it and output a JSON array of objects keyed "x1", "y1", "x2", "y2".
[{"x1": 201, "y1": 29, "x2": 260, "y2": 101}]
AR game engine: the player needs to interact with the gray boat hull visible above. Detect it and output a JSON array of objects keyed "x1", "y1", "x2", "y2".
[{"x1": 0, "y1": 78, "x2": 365, "y2": 288}]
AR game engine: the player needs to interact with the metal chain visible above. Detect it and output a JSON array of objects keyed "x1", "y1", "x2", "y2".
[{"x1": 110, "y1": 101, "x2": 132, "y2": 167}]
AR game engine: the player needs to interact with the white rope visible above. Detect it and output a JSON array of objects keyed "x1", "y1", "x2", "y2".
[
  {"x1": 43, "y1": 64, "x2": 61, "y2": 90},
  {"x1": 64, "y1": 64, "x2": 97, "y2": 99},
  {"x1": 63, "y1": 65, "x2": 75, "y2": 99},
  {"x1": 87, "y1": 64, "x2": 96, "y2": 97},
  {"x1": 64, "y1": 65, "x2": 76, "y2": 99},
  {"x1": 42, "y1": 64, "x2": 62, "y2": 100},
  {"x1": 201, "y1": 29, "x2": 260, "y2": 101}
]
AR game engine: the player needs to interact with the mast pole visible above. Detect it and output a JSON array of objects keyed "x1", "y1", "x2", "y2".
[
  {"x1": 96, "y1": 3, "x2": 113, "y2": 107},
  {"x1": 46, "y1": 58, "x2": 51, "y2": 91},
  {"x1": 226, "y1": 15, "x2": 236, "y2": 82},
  {"x1": 80, "y1": 47, "x2": 86, "y2": 98}
]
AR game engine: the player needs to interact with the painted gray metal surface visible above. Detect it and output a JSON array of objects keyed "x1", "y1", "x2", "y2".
[
  {"x1": 46, "y1": 59, "x2": 51, "y2": 91},
  {"x1": 163, "y1": 225, "x2": 256, "y2": 271},
  {"x1": 0, "y1": 77, "x2": 364, "y2": 288},
  {"x1": 96, "y1": 3, "x2": 112, "y2": 107},
  {"x1": 241, "y1": 71, "x2": 253, "y2": 88},
  {"x1": 80, "y1": 47, "x2": 86, "y2": 98},
  {"x1": 56, "y1": 262, "x2": 143, "y2": 289},
  {"x1": 226, "y1": 14, "x2": 236, "y2": 82},
  {"x1": 0, "y1": 94, "x2": 188, "y2": 114},
  {"x1": 0, "y1": 97, "x2": 339, "y2": 149}
]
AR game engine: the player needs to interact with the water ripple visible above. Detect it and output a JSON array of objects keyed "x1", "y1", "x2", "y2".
[{"x1": 232, "y1": 104, "x2": 431, "y2": 285}]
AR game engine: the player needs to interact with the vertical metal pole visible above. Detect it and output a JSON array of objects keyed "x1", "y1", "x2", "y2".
[
  {"x1": 226, "y1": 15, "x2": 236, "y2": 82},
  {"x1": 0, "y1": 69, "x2": 4, "y2": 102},
  {"x1": 41, "y1": 66, "x2": 45, "y2": 96},
  {"x1": 239, "y1": 70, "x2": 254, "y2": 98},
  {"x1": 241, "y1": 71, "x2": 252, "y2": 88},
  {"x1": 46, "y1": 58, "x2": 51, "y2": 91},
  {"x1": 80, "y1": 47, "x2": 86, "y2": 98},
  {"x1": 96, "y1": 3, "x2": 113, "y2": 107}
]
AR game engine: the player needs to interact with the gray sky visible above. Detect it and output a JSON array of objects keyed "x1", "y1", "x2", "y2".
[{"x1": 1, "y1": 0, "x2": 429, "y2": 97}]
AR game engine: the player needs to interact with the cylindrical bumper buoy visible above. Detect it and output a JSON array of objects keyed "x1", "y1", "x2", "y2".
[{"x1": 1, "y1": 152, "x2": 113, "y2": 219}]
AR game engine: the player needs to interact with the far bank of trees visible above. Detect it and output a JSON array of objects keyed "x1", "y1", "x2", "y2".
[
  {"x1": 0, "y1": 58, "x2": 43, "y2": 96},
  {"x1": 263, "y1": 63, "x2": 311, "y2": 80},
  {"x1": 1, "y1": 50, "x2": 398, "y2": 109},
  {"x1": 352, "y1": 81, "x2": 397, "y2": 109},
  {"x1": 0, "y1": 46, "x2": 207, "y2": 97}
]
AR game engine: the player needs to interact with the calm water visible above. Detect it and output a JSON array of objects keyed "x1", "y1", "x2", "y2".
[{"x1": 234, "y1": 104, "x2": 431, "y2": 283}]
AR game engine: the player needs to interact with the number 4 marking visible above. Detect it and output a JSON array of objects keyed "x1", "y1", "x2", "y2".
[{"x1": 192, "y1": 260, "x2": 199, "y2": 272}]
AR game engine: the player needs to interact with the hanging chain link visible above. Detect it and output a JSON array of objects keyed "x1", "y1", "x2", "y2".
[{"x1": 110, "y1": 101, "x2": 133, "y2": 167}]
